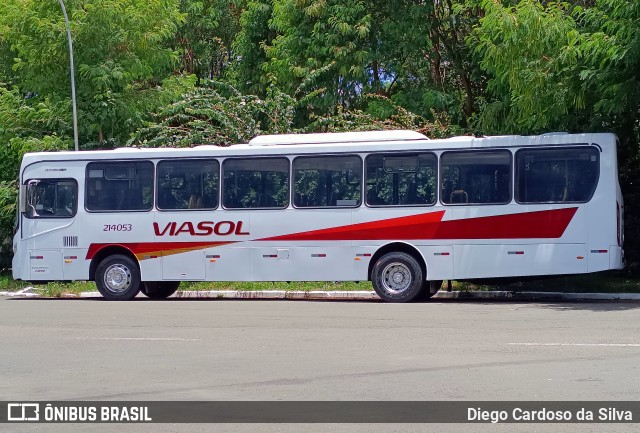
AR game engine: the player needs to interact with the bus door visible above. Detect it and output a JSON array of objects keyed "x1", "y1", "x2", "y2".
[{"x1": 22, "y1": 178, "x2": 79, "y2": 280}]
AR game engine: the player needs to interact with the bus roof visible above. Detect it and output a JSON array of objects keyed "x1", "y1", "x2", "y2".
[
  {"x1": 19, "y1": 131, "x2": 616, "y2": 167},
  {"x1": 247, "y1": 130, "x2": 428, "y2": 145}
]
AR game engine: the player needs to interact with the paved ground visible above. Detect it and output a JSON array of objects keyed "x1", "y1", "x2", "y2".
[{"x1": 1, "y1": 296, "x2": 640, "y2": 432}]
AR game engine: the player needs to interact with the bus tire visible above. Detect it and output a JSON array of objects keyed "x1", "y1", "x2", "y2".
[
  {"x1": 95, "y1": 254, "x2": 141, "y2": 301},
  {"x1": 371, "y1": 252, "x2": 424, "y2": 303},
  {"x1": 142, "y1": 281, "x2": 180, "y2": 300}
]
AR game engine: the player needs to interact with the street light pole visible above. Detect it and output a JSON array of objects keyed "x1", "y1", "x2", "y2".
[{"x1": 58, "y1": 0, "x2": 79, "y2": 151}]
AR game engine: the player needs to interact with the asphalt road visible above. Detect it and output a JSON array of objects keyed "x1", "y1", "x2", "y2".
[{"x1": 1, "y1": 296, "x2": 640, "y2": 433}]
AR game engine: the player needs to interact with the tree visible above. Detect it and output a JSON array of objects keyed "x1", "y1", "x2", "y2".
[
  {"x1": 263, "y1": 0, "x2": 371, "y2": 117},
  {"x1": 230, "y1": 1, "x2": 482, "y2": 128},
  {"x1": 229, "y1": 0, "x2": 275, "y2": 96},
  {"x1": 361, "y1": 0, "x2": 482, "y2": 127},
  {"x1": 129, "y1": 81, "x2": 296, "y2": 147},
  {"x1": 0, "y1": 86, "x2": 72, "y2": 182},
  {"x1": 0, "y1": 0, "x2": 184, "y2": 147},
  {"x1": 470, "y1": 0, "x2": 581, "y2": 134},
  {"x1": 175, "y1": 0, "x2": 246, "y2": 82}
]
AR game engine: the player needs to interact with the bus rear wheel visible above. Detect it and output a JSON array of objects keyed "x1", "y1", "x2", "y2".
[
  {"x1": 142, "y1": 281, "x2": 180, "y2": 300},
  {"x1": 95, "y1": 254, "x2": 141, "y2": 301},
  {"x1": 371, "y1": 252, "x2": 424, "y2": 303}
]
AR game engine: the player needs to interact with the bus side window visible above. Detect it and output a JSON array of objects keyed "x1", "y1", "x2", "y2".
[
  {"x1": 86, "y1": 161, "x2": 153, "y2": 212},
  {"x1": 516, "y1": 147, "x2": 599, "y2": 204},
  {"x1": 157, "y1": 159, "x2": 219, "y2": 211},
  {"x1": 365, "y1": 153, "x2": 436, "y2": 207},
  {"x1": 222, "y1": 157, "x2": 289, "y2": 209},
  {"x1": 25, "y1": 179, "x2": 78, "y2": 219},
  {"x1": 441, "y1": 150, "x2": 511, "y2": 205},
  {"x1": 294, "y1": 155, "x2": 362, "y2": 208}
]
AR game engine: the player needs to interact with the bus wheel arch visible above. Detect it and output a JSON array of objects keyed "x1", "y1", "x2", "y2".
[
  {"x1": 89, "y1": 245, "x2": 138, "y2": 282},
  {"x1": 369, "y1": 242, "x2": 427, "y2": 282},
  {"x1": 369, "y1": 242, "x2": 429, "y2": 303},
  {"x1": 90, "y1": 246, "x2": 142, "y2": 301}
]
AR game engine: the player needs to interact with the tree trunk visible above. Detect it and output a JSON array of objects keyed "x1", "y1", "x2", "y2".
[
  {"x1": 460, "y1": 71, "x2": 474, "y2": 122},
  {"x1": 372, "y1": 61, "x2": 382, "y2": 95}
]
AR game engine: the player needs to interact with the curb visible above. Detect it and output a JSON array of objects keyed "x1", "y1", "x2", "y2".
[
  {"x1": 0, "y1": 287, "x2": 41, "y2": 297},
  {"x1": 175, "y1": 290, "x2": 640, "y2": 301},
  {"x1": 432, "y1": 291, "x2": 640, "y2": 301},
  {"x1": 172, "y1": 290, "x2": 380, "y2": 300},
  {"x1": 3, "y1": 289, "x2": 640, "y2": 301}
]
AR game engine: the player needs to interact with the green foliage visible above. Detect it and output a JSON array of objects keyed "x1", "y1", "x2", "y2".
[
  {"x1": 470, "y1": 0, "x2": 581, "y2": 133},
  {"x1": 175, "y1": 0, "x2": 246, "y2": 80},
  {"x1": 0, "y1": 0, "x2": 184, "y2": 146},
  {"x1": 307, "y1": 94, "x2": 464, "y2": 139},
  {"x1": 229, "y1": 0, "x2": 274, "y2": 95},
  {"x1": 468, "y1": 0, "x2": 640, "y2": 270},
  {"x1": 264, "y1": 0, "x2": 371, "y2": 115},
  {"x1": 129, "y1": 81, "x2": 296, "y2": 147},
  {"x1": 576, "y1": 1, "x2": 640, "y2": 118},
  {"x1": 230, "y1": 0, "x2": 480, "y2": 127},
  {"x1": 0, "y1": 181, "x2": 17, "y2": 269},
  {"x1": 365, "y1": 0, "x2": 481, "y2": 125},
  {"x1": 0, "y1": 86, "x2": 72, "y2": 182}
]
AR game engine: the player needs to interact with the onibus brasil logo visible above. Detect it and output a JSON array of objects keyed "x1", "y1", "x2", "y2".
[{"x1": 7, "y1": 403, "x2": 40, "y2": 421}]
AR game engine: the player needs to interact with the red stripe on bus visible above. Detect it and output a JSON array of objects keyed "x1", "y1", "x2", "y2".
[
  {"x1": 262, "y1": 211, "x2": 446, "y2": 242},
  {"x1": 433, "y1": 208, "x2": 577, "y2": 239},
  {"x1": 261, "y1": 208, "x2": 577, "y2": 242},
  {"x1": 85, "y1": 241, "x2": 235, "y2": 260}
]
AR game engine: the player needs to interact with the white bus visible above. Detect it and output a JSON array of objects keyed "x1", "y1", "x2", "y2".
[{"x1": 12, "y1": 130, "x2": 624, "y2": 302}]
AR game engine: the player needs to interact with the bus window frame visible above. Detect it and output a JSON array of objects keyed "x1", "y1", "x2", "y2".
[
  {"x1": 84, "y1": 160, "x2": 155, "y2": 213},
  {"x1": 439, "y1": 149, "x2": 513, "y2": 206},
  {"x1": 221, "y1": 156, "x2": 291, "y2": 210},
  {"x1": 23, "y1": 178, "x2": 78, "y2": 219},
  {"x1": 156, "y1": 158, "x2": 221, "y2": 212},
  {"x1": 292, "y1": 154, "x2": 363, "y2": 209},
  {"x1": 514, "y1": 145, "x2": 601, "y2": 205},
  {"x1": 364, "y1": 151, "x2": 438, "y2": 208}
]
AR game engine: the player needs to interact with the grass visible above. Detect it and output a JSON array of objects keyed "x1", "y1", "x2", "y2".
[
  {"x1": 0, "y1": 277, "x2": 370, "y2": 296},
  {"x1": 183, "y1": 280, "x2": 368, "y2": 292},
  {"x1": 1, "y1": 272, "x2": 639, "y2": 297}
]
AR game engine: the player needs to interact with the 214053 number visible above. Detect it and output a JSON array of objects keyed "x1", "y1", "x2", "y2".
[{"x1": 103, "y1": 224, "x2": 132, "y2": 232}]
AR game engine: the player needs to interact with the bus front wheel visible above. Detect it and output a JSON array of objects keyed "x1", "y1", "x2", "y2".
[
  {"x1": 371, "y1": 252, "x2": 424, "y2": 303},
  {"x1": 95, "y1": 254, "x2": 142, "y2": 301},
  {"x1": 142, "y1": 281, "x2": 180, "y2": 300}
]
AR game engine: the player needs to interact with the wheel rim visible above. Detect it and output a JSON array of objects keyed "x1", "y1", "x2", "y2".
[
  {"x1": 103, "y1": 263, "x2": 132, "y2": 293},
  {"x1": 380, "y1": 262, "x2": 412, "y2": 294}
]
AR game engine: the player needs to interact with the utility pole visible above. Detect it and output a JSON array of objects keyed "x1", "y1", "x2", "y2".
[{"x1": 58, "y1": 0, "x2": 79, "y2": 151}]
